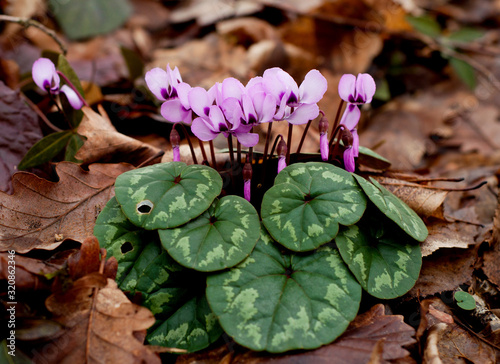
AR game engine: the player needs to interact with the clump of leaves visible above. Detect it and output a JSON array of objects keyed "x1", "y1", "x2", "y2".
[{"x1": 94, "y1": 161, "x2": 427, "y2": 353}]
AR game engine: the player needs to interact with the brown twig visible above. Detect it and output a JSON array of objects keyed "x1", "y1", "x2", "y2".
[
  {"x1": 0, "y1": 14, "x2": 67, "y2": 55},
  {"x1": 21, "y1": 94, "x2": 63, "y2": 132}
]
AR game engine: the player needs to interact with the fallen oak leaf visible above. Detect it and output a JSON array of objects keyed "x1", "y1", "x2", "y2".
[
  {"x1": 34, "y1": 274, "x2": 160, "y2": 364},
  {"x1": 76, "y1": 105, "x2": 163, "y2": 166},
  {"x1": 0, "y1": 162, "x2": 134, "y2": 253}
]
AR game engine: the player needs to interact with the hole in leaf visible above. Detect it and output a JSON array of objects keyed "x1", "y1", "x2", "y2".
[
  {"x1": 137, "y1": 200, "x2": 153, "y2": 214},
  {"x1": 121, "y1": 242, "x2": 134, "y2": 254}
]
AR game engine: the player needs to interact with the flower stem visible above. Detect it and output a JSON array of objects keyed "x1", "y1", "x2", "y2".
[
  {"x1": 197, "y1": 139, "x2": 208, "y2": 164},
  {"x1": 179, "y1": 123, "x2": 198, "y2": 164},
  {"x1": 296, "y1": 118, "x2": 313, "y2": 154},
  {"x1": 227, "y1": 135, "x2": 235, "y2": 167},
  {"x1": 56, "y1": 71, "x2": 89, "y2": 108},
  {"x1": 209, "y1": 140, "x2": 217, "y2": 168},
  {"x1": 237, "y1": 140, "x2": 242, "y2": 166},
  {"x1": 329, "y1": 99, "x2": 345, "y2": 145},
  {"x1": 262, "y1": 122, "x2": 273, "y2": 163},
  {"x1": 286, "y1": 123, "x2": 293, "y2": 164}
]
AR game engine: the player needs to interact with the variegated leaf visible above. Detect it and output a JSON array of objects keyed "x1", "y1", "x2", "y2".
[
  {"x1": 262, "y1": 162, "x2": 367, "y2": 251},
  {"x1": 94, "y1": 197, "x2": 194, "y2": 317},
  {"x1": 147, "y1": 294, "x2": 223, "y2": 353},
  {"x1": 114, "y1": 162, "x2": 222, "y2": 230},
  {"x1": 159, "y1": 195, "x2": 260, "y2": 272},
  {"x1": 206, "y1": 228, "x2": 362, "y2": 353},
  {"x1": 335, "y1": 217, "x2": 422, "y2": 299},
  {"x1": 353, "y1": 175, "x2": 428, "y2": 242}
]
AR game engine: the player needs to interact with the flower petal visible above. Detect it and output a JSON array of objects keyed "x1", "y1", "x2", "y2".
[
  {"x1": 161, "y1": 99, "x2": 191, "y2": 123},
  {"x1": 352, "y1": 129, "x2": 359, "y2": 157},
  {"x1": 32, "y1": 58, "x2": 59, "y2": 92},
  {"x1": 191, "y1": 117, "x2": 218, "y2": 141},
  {"x1": 277, "y1": 156, "x2": 287, "y2": 174},
  {"x1": 356, "y1": 73, "x2": 376, "y2": 104},
  {"x1": 343, "y1": 147, "x2": 356, "y2": 172},
  {"x1": 320, "y1": 133, "x2": 329, "y2": 161},
  {"x1": 235, "y1": 131, "x2": 259, "y2": 147},
  {"x1": 286, "y1": 103, "x2": 319, "y2": 125},
  {"x1": 188, "y1": 87, "x2": 212, "y2": 117},
  {"x1": 244, "y1": 179, "x2": 251, "y2": 202},
  {"x1": 145, "y1": 67, "x2": 168, "y2": 101},
  {"x1": 338, "y1": 74, "x2": 356, "y2": 102},
  {"x1": 299, "y1": 69, "x2": 327, "y2": 104},
  {"x1": 221, "y1": 77, "x2": 245, "y2": 101},
  {"x1": 176, "y1": 82, "x2": 192, "y2": 109},
  {"x1": 339, "y1": 104, "x2": 360, "y2": 130},
  {"x1": 60, "y1": 85, "x2": 83, "y2": 109},
  {"x1": 221, "y1": 97, "x2": 243, "y2": 129}
]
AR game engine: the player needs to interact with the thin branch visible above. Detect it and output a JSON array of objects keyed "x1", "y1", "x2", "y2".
[{"x1": 0, "y1": 14, "x2": 67, "y2": 55}]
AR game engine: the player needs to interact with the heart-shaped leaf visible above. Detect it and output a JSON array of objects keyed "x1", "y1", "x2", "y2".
[
  {"x1": 206, "y1": 228, "x2": 362, "y2": 353},
  {"x1": 148, "y1": 294, "x2": 223, "y2": 353},
  {"x1": 262, "y1": 162, "x2": 367, "y2": 251},
  {"x1": 335, "y1": 216, "x2": 422, "y2": 299},
  {"x1": 352, "y1": 175, "x2": 428, "y2": 242},
  {"x1": 454, "y1": 291, "x2": 476, "y2": 310},
  {"x1": 114, "y1": 162, "x2": 223, "y2": 230},
  {"x1": 159, "y1": 195, "x2": 260, "y2": 272},
  {"x1": 94, "y1": 197, "x2": 193, "y2": 317}
]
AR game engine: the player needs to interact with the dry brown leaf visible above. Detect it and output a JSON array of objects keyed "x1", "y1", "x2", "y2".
[
  {"x1": 422, "y1": 217, "x2": 478, "y2": 256},
  {"x1": 408, "y1": 247, "x2": 476, "y2": 297},
  {"x1": 418, "y1": 298, "x2": 497, "y2": 364},
  {"x1": 35, "y1": 275, "x2": 160, "y2": 364},
  {"x1": 0, "y1": 162, "x2": 133, "y2": 253},
  {"x1": 76, "y1": 106, "x2": 162, "y2": 165},
  {"x1": 178, "y1": 304, "x2": 416, "y2": 364},
  {"x1": 376, "y1": 177, "x2": 448, "y2": 219}
]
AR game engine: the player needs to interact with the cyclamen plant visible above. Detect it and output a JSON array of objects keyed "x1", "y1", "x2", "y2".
[{"x1": 92, "y1": 64, "x2": 428, "y2": 354}]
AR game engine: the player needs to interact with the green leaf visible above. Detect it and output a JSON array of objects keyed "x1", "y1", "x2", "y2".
[
  {"x1": 120, "y1": 46, "x2": 144, "y2": 81},
  {"x1": 147, "y1": 295, "x2": 223, "y2": 353},
  {"x1": 206, "y1": 229, "x2": 362, "y2": 353},
  {"x1": 49, "y1": 0, "x2": 132, "y2": 40},
  {"x1": 357, "y1": 146, "x2": 391, "y2": 170},
  {"x1": 353, "y1": 175, "x2": 428, "y2": 242},
  {"x1": 18, "y1": 131, "x2": 73, "y2": 170},
  {"x1": 447, "y1": 28, "x2": 485, "y2": 43},
  {"x1": 261, "y1": 162, "x2": 367, "y2": 251},
  {"x1": 64, "y1": 133, "x2": 86, "y2": 162},
  {"x1": 449, "y1": 57, "x2": 476, "y2": 89},
  {"x1": 335, "y1": 217, "x2": 422, "y2": 299},
  {"x1": 94, "y1": 197, "x2": 194, "y2": 317},
  {"x1": 454, "y1": 291, "x2": 476, "y2": 310},
  {"x1": 114, "y1": 162, "x2": 223, "y2": 230},
  {"x1": 406, "y1": 15, "x2": 441, "y2": 38},
  {"x1": 159, "y1": 195, "x2": 260, "y2": 272}
]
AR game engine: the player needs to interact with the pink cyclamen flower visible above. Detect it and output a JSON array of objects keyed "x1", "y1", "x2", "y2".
[
  {"x1": 277, "y1": 138, "x2": 287, "y2": 174},
  {"x1": 318, "y1": 112, "x2": 329, "y2": 161},
  {"x1": 243, "y1": 163, "x2": 252, "y2": 202},
  {"x1": 262, "y1": 68, "x2": 327, "y2": 125},
  {"x1": 145, "y1": 65, "x2": 192, "y2": 124},
  {"x1": 170, "y1": 128, "x2": 181, "y2": 162},
  {"x1": 189, "y1": 80, "x2": 259, "y2": 148},
  {"x1": 338, "y1": 73, "x2": 376, "y2": 130},
  {"x1": 343, "y1": 129, "x2": 359, "y2": 173},
  {"x1": 32, "y1": 58, "x2": 83, "y2": 109}
]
